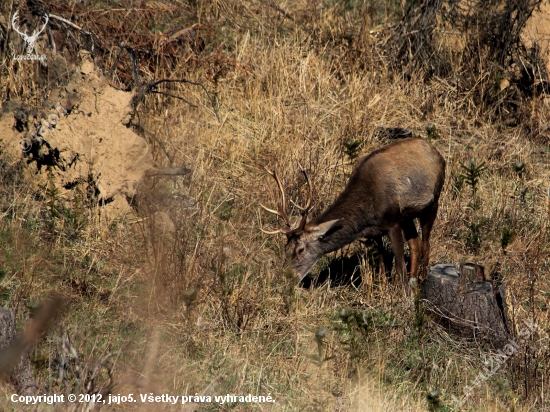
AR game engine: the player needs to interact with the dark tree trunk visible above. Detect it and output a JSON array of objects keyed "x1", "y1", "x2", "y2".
[
  {"x1": 421, "y1": 263, "x2": 511, "y2": 348},
  {"x1": 0, "y1": 308, "x2": 37, "y2": 395}
]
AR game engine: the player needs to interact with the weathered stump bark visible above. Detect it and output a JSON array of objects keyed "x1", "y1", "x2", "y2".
[
  {"x1": 421, "y1": 263, "x2": 510, "y2": 348},
  {"x1": 0, "y1": 308, "x2": 37, "y2": 394}
]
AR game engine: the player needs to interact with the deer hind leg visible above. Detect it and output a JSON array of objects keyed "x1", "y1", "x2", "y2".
[
  {"x1": 402, "y1": 219, "x2": 421, "y2": 282},
  {"x1": 419, "y1": 200, "x2": 439, "y2": 280},
  {"x1": 388, "y1": 225, "x2": 407, "y2": 287}
]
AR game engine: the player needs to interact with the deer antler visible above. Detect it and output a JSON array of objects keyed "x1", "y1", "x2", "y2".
[
  {"x1": 293, "y1": 162, "x2": 313, "y2": 230},
  {"x1": 260, "y1": 163, "x2": 314, "y2": 235},
  {"x1": 11, "y1": 11, "x2": 49, "y2": 55},
  {"x1": 260, "y1": 165, "x2": 293, "y2": 234}
]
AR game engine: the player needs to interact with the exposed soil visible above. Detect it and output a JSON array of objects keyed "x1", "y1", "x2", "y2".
[
  {"x1": 0, "y1": 51, "x2": 153, "y2": 219},
  {"x1": 523, "y1": 2, "x2": 550, "y2": 73}
]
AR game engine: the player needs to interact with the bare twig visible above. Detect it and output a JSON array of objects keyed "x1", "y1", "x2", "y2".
[
  {"x1": 1, "y1": 0, "x2": 15, "y2": 62},
  {"x1": 147, "y1": 79, "x2": 220, "y2": 121},
  {"x1": 107, "y1": 45, "x2": 141, "y2": 88},
  {"x1": 129, "y1": 123, "x2": 174, "y2": 165},
  {"x1": 150, "y1": 90, "x2": 198, "y2": 108},
  {"x1": 131, "y1": 78, "x2": 220, "y2": 122},
  {"x1": 49, "y1": 13, "x2": 91, "y2": 35},
  {"x1": 258, "y1": 0, "x2": 294, "y2": 22},
  {"x1": 48, "y1": 13, "x2": 96, "y2": 53},
  {"x1": 145, "y1": 167, "x2": 192, "y2": 177},
  {"x1": 46, "y1": 25, "x2": 56, "y2": 53}
]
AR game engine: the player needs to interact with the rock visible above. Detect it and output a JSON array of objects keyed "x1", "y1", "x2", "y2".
[
  {"x1": 79, "y1": 51, "x2": 95, "y2": 76},
  {"x1": 1, "y1": 99, "x2": 22, "y2": 114}
]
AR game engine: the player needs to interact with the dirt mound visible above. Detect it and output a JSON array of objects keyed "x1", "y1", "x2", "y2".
[
  {"x1": 0, "y1": 51, "x2": 153, "y2": 219},
  {"x1": 523, "y1": 2, "x2": 550, "y2": 73}
]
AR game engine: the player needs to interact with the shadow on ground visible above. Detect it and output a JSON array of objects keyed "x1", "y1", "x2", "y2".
[
  {"x1": 299, "y1": 244, "x2": 406, "y2": 289},
  {"x1": 300, "y1": 254, "x2": 365, "y2": 289}
]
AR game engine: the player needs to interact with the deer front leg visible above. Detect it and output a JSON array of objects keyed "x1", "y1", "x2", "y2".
[{"x1": 371, "y1": 235, "x2": 387, "y2": 279}]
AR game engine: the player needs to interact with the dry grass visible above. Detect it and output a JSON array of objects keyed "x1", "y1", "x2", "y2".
[{"x1": 1, "y1": 0, "x2": 550, "y2": 411}]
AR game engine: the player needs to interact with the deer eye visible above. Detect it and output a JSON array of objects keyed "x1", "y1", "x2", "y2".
[{"x1": 296, "y1": 246, "x2": 305, "y2": 255}]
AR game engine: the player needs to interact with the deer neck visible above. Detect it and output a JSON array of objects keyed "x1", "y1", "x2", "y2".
[{"x1": 311, "y1": 204, "x2": 379, "y2": 255}]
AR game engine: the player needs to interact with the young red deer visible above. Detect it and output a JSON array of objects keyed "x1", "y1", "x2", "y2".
[{"x1": 261, "y1": 138, "x2": 445, "y2": 287}]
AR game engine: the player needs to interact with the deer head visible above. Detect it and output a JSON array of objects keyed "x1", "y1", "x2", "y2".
[{"x1": 261, "y1": 165, "x2": 341, "y2": 280}]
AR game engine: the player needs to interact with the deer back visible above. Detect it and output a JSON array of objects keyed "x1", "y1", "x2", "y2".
[{"x1": 311, "y1": 138, "x2": 445, "y2": 231}]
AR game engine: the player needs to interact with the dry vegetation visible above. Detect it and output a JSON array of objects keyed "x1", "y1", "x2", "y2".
[{"x1": 1, "y1": 0, "x2": 550, "y2": 410}]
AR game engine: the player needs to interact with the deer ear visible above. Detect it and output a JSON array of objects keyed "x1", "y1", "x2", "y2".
[{"x1": 310, "y1": 219, "x2": 341, "y2": 239}]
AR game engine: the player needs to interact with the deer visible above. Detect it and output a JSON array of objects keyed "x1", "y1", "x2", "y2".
[{"x1": 260, "y1": 138, "x2": 445, "y2": 289}]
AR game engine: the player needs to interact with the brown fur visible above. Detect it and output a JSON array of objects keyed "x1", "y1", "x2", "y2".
[{"x1": 284, "y1": 138, "x2": 446, "y2": 286}]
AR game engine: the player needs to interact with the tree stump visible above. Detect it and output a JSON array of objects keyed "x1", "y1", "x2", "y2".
[
  {"x1": 421, "y1": 263, "x2": 511, "y2": 348},
  {"x1": 0, "y1": 308, "x2": 37, "y2": 395}
]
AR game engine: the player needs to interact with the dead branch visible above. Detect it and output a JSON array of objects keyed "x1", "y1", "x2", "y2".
[
  {"x1": 48, "y1": 12, "x2": 96, "y2": 53},
  {"x1": 133, "y1": 78, "x2": 221, "y2": 122},
  {"x1": 145, "y1": 167, "x2": 192, "y2": 177},
  {"x1": 258, "y1": 0, "x2": 294, "y2": 22},
  {"x1": 49, "y1": 13, "x2": 91, "y2": 35},
  {"x1": 129, "y1": 123, "x2": 174, "y2": 165},
  {"x1": 108, "y1": 45, "x2": 141, "y2": 88}
]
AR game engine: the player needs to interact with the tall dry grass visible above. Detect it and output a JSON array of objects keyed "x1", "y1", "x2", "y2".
[{"x1": 0, "y1": 0, "x2": 550, "y2": 411}]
